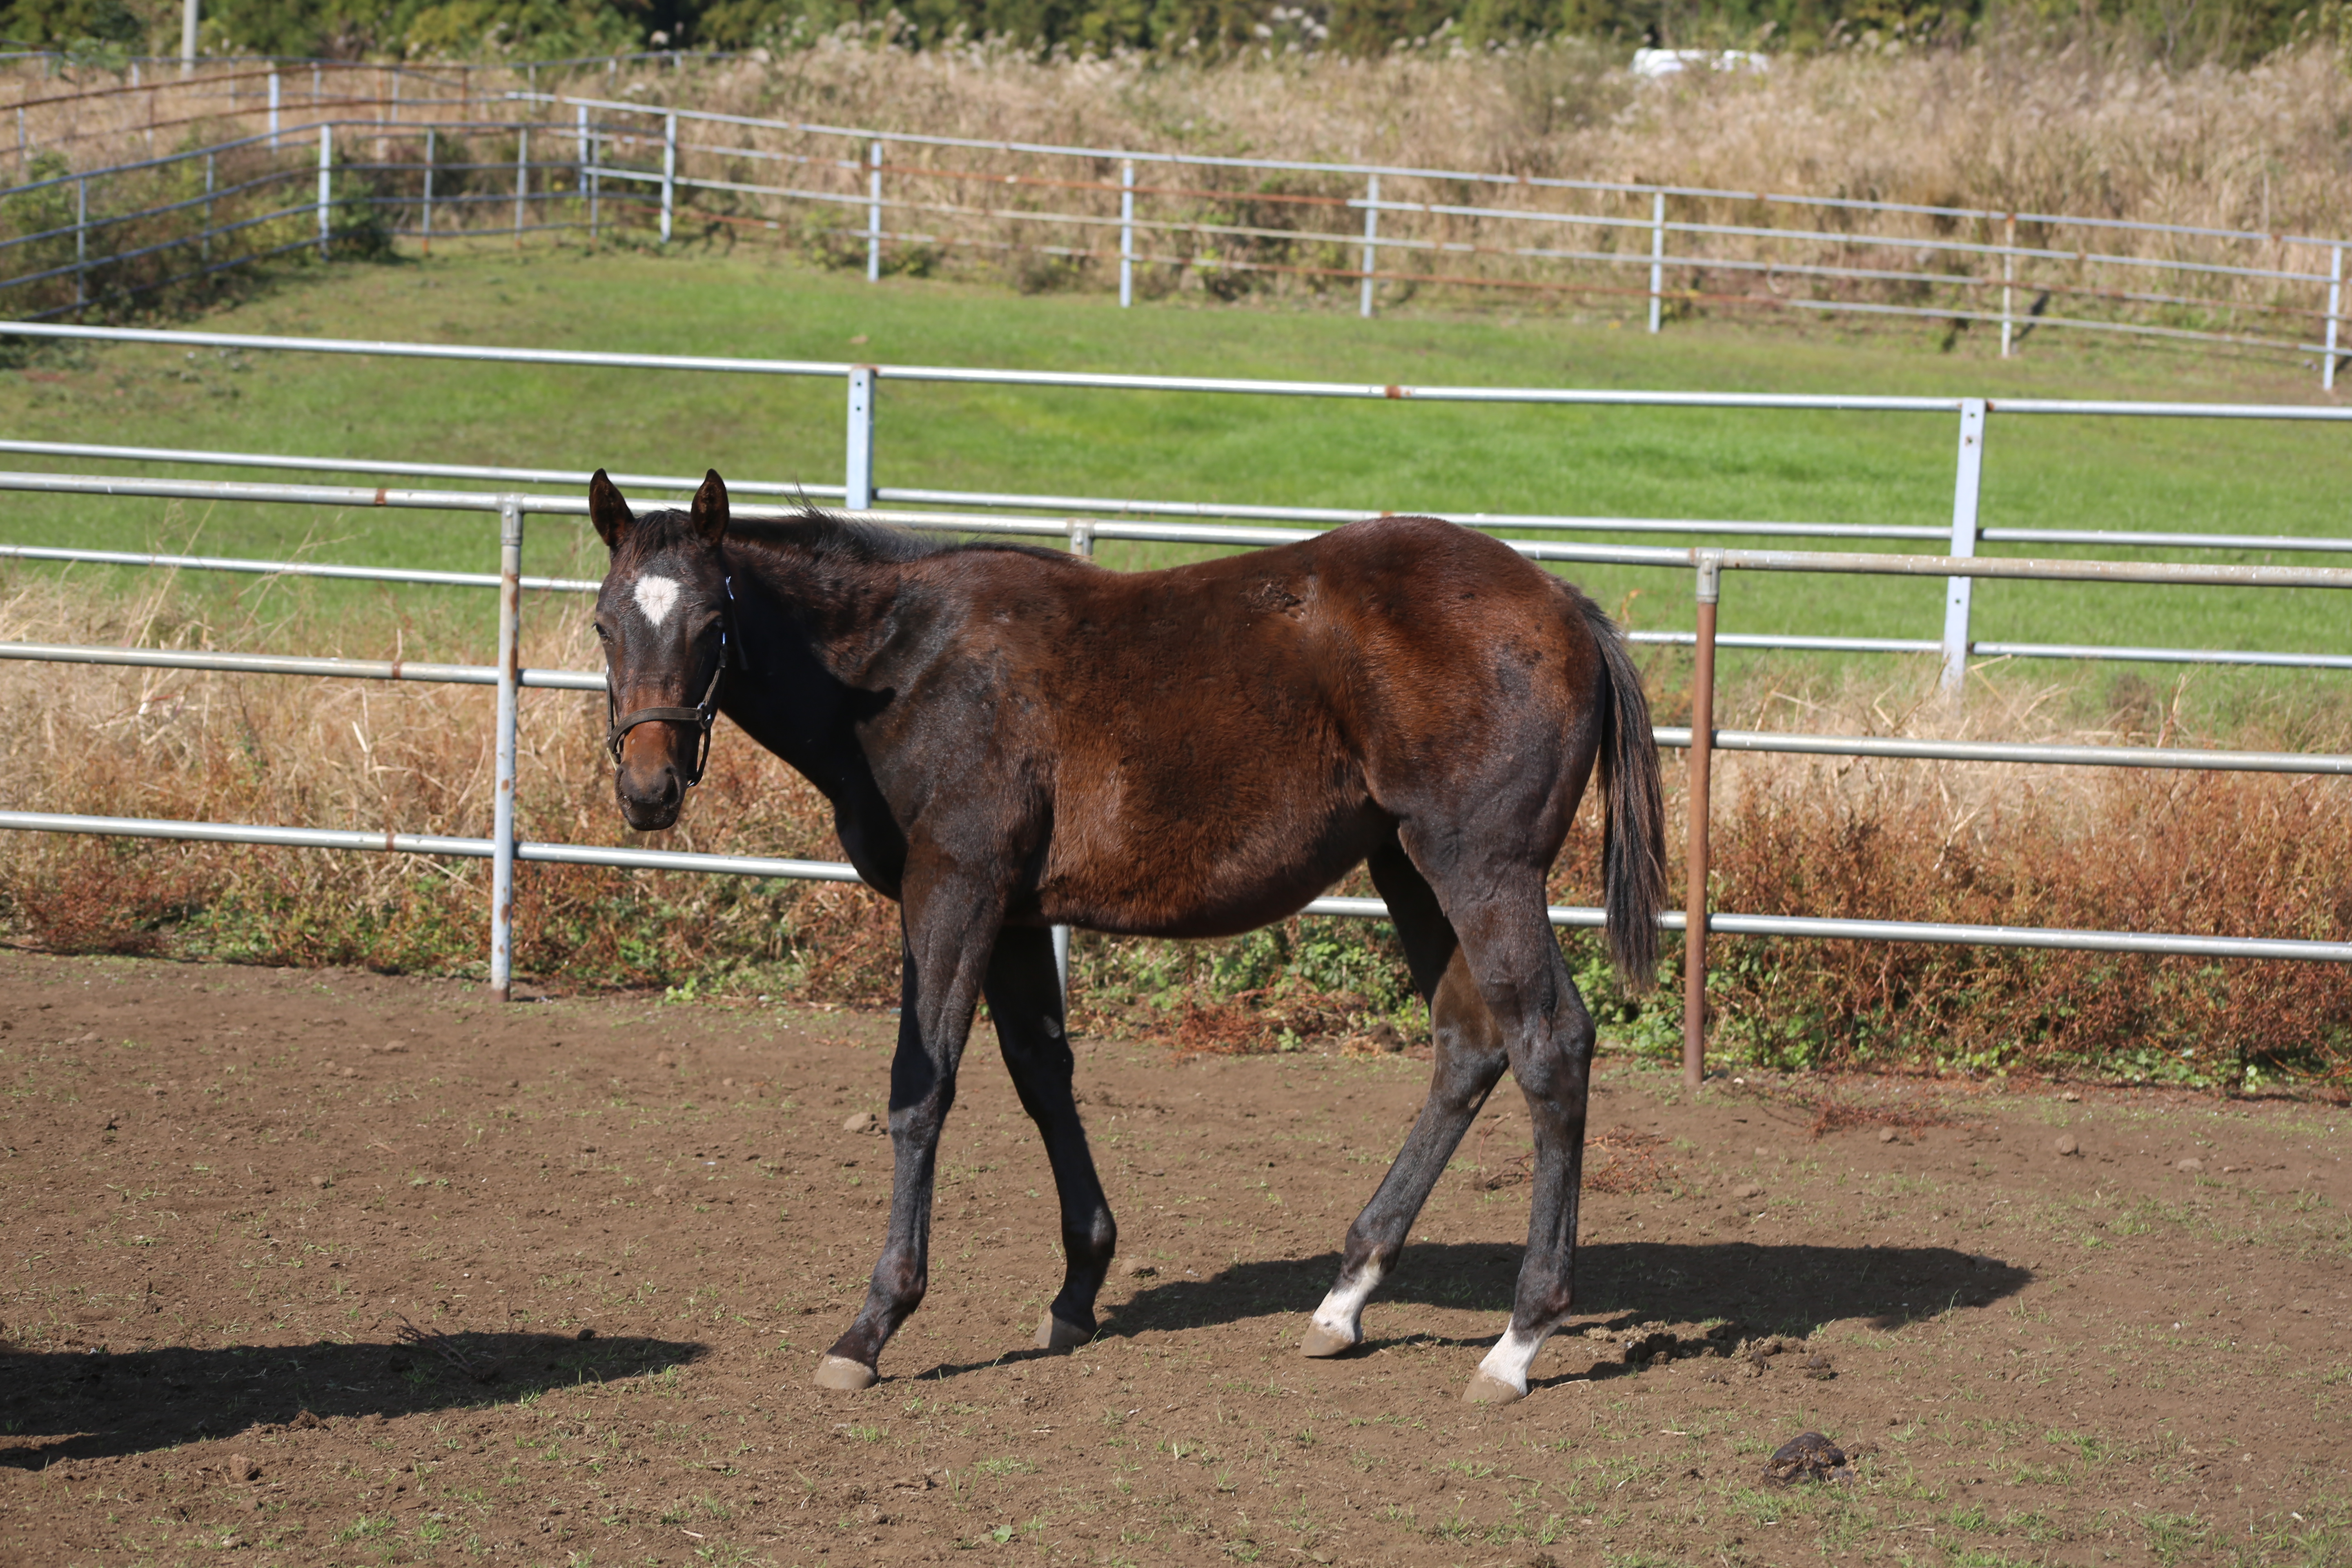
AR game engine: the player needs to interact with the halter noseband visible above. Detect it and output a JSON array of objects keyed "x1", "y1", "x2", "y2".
[{"x1": 604, "y1": 576, "x2": 742, "y2": 789}]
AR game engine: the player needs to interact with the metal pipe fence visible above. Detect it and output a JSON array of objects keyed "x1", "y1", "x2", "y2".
[
  {"x1": 519, "y1": 89, "x2": 2350, "y2": 382},
  {"x1": 0, "y1": 322, "x2": 2345, "y2": 1078},
  {"x1": 3, "y1": 55, "x2": 2344, "y2": 379}
]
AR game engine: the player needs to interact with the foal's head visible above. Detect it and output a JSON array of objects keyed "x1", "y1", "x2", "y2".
[{"x1": 589, "y1": 468, "x2": 736, "y2": 832}]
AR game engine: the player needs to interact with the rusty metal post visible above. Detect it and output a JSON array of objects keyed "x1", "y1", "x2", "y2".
[
  {"x1": 490, "y1": 497, "x2": 524, "y2": 1001},
  {"x1": 1682, "y1": 549, "x2": 1720, "y2": 1092}
]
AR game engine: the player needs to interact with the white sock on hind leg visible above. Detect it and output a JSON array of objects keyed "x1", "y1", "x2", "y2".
[
  {"x1": 1473, "y1": 1324, "x2": 1551, "y2": 1398},
  {"x1": 1308, "y1": 1261, "x2": 1386, "y2": 1347}
]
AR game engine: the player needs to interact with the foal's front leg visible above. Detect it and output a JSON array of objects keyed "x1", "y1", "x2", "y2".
[
  {"x1": 984, "y1": 924, "x2": 1117, "y2": 1351},
  {"x1": 814, "y1": 877, "x2": 1001, "y2": 1392}
]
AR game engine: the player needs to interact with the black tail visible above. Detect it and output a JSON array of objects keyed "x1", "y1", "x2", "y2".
[{"x1": 1575, "y1": 596, "x2": 1667, "y2": 990}]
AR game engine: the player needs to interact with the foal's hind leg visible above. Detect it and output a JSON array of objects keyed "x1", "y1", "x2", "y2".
[
  {"x1": 1448, "y1": 886, "x2": 1599, "y2": 1406},
  {"x1": 983, "y1": 924, "x2": 1118, "y2": 1352},
  {"x1": 1303, "y1": 843, "x2": 1510, "y2": 1358}
]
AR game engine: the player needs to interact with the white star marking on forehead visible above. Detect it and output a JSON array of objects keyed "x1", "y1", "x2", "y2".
[{"x1": 633, "y1": 574, "x2": 682, "y2": 629}]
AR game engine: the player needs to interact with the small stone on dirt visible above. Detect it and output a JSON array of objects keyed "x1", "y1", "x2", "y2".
[
  {"x1": 577, "y1": 1327, "x2": 596, "y2": 1341},
  {"x1": 1801, "y1": 1352, "x2": 1836, "y2": 1380},
  {"x1": 842, "y1": 1111, "x2": 880, "y2": 1134},
  {"x1": 2176, "y1": 1157, "x2": 2204, "y2": 1173},
  {"x1": 228, "y1": 1453, "x2": 259, "y2": 1481},
  {"x1": 2054, "y1": 1134, "x2": 2080, "y2": 1156},
  {"x1": 1762, "y1": 1431, "x2": 1853, "y2": 1486},
  {"x1": 312, "y1": 1176, "x2": 330, "y2": 1189},
  {"x1": 290, "y1": 1409, "x2": 321, "y2": 1430},
  {"x1": 1878, "y1": 1128, "x2": 1899, "y2": 1144},
  {"x1": 655, "y1": 1051, "x2": 675, "y2": 1067},
  {"x1": 1732, "y1": 1183, "x2": 1763, "y2": 1200},
  {"x1": 1121, "y1": 1258, "x2": 1157, "y2": 1278}
]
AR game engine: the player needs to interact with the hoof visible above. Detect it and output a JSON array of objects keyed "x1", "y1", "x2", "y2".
[
  {"x1": 1035, "y1": 1313, "x2": 1092, "y2": 1352},
  {"x1": 813, "y1": 1354, "x2": 877, "y2": 1392},
  {"x1": 1463, "y1": 1372, "x2": 1525, "y2": 1405},
  {"x1": 1299, "y1": 1322, "x2": 1359, "y2": 1359}
]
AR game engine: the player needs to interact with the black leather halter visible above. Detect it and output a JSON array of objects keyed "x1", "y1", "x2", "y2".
[{"x1": 604, "y1": 576, "x2": 742, "y2": 789}]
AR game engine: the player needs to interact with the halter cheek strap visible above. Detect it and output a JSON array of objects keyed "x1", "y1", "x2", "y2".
[{"x1": 604, "y1": 576, "x2": 744, "y2": 789}]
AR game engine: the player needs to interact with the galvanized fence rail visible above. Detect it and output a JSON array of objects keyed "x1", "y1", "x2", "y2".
[
  {"x1": 3, "y1": 54, "x2": 2344, "y2": 378},
  {"x1": 0, "y1": 321, "x2": 2347, "y2": 1086},
  {"x1": 521, "y1": 90, "x2": 2351, "y2": 383}
]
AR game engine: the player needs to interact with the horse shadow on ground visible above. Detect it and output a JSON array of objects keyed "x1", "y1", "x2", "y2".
[
  {"x1": 0, "y1": 1332, "x2": 704, "y2": 1468},
  {"x1": 902, "y1": 1240, "x2": 2029, "y2": 1383},
  {"x1": 1110, "y1": 1240, "x2": 2031, "y2": 1349}
]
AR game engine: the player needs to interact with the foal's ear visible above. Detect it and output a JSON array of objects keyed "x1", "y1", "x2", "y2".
[
  {"x1": 588, "y1": 469, "x2": 634, "y2": 550},
  {"x1": 690, "y1": 470, "x2": 730, "y2": 546}
]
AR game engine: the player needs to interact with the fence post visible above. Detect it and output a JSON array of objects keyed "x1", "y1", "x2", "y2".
[
  {"x1": 312, "y1": 62, "x2": 321, "y2": 107},
  {"x1": 2000, "y1": 214, "x2": 2016, "y2": 359},
  {"x1": 581, "y1": 109, "x2": 597, "y2": 241},
  {"x1": 316, "y1": 123, "x2": 331, "y2": 259},
  {"x1": 1682, "y1": 549, "x2": 1719, "y2": 1093},
  {"x1": 1359, "y1": 173, "x2": 1378, "y2": 318},
  {"x1": 73, "y1": 174, "x2": 86, "y2": 309},
  {"x1": 421, "y1": 127, "x2": 434, "y2": 255},
  {"x1": 866, "y1": 139, "x2": 882, "y2": 282},
  {"x1": 578, "y1": 104, "x2": 593, "y2": 242},
  {"x1": 2326, "y1": 243, "x2": 2343, "y2": 393},
  {"x1": 1118, "y1": 158, "x2": 1134, "y2": 308},
  {"x1": 660, "y1": 111, "x2": 676, "y2": 243},
  {"x1": 1648, "y1": 190, "x2": 1666, "y2": 333},
  {"x1": 845, "y1": 366, "x2": 876, "y2": 510},
  {"x1": 490, "y1": 497, "x2": 525, "y2": 1002},
  {"x1": 514, "y1": 124, "x2": 528, "y2": 245},
  {"x1": 202, "y1": 150, "x2": 214, "y2": 263},
  {"x1": 1941, "y1": 397, "x2": 1987, "y2": 695},
  {"x1": 267, "y1": 69, "x2": 278, "y2": 149},
  {"x1": 179, "y1": 0, "x2": 195, "y2": 76},
  {"x1": 1052, "y1": 517, "x2": 1094, "y2": 1010}
]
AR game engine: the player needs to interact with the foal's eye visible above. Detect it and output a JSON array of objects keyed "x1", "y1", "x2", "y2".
[{"x1": 594, "y1": 622, "x2": 615, "y2": 644}]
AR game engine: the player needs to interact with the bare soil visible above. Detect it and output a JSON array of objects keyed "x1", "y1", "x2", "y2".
[{"x1": 2, "y1": 949, "x2": 2348, "y2": 1567}]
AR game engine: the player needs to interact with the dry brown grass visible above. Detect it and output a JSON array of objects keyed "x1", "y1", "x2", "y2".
[
  {"x1": 655, "y1": 37, "x2": 2352, "y2": 335},
  {"x1": 2, "y1": 571, "x2": 2347, "y2": 1086},
  {"x1": 1695, "y1": 666, "x2": 2352, "y2": 1086}
]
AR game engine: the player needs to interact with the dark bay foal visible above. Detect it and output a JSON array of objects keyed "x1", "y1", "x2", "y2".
[{"x1": 590, "y1": 471, "x2": 1666, "y2": 1403}]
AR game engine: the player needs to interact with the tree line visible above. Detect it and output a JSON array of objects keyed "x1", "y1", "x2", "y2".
[{"x1": 1, "y1": 0, "x2": 2328, "y2": 74}]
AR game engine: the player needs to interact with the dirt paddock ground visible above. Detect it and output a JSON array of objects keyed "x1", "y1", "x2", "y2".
[{"x1": 3, "y1": 949, "x2": 2348, "y2": 1567}]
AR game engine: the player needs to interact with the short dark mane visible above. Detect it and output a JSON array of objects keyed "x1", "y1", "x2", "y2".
[{"x1": 723, "y1": 508, "x2": 1071, "y2": 567}]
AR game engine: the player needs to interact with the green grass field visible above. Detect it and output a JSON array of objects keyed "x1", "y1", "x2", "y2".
[{"x1": 4, "y1": 240, "x2": 2348, "y2": 715}]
